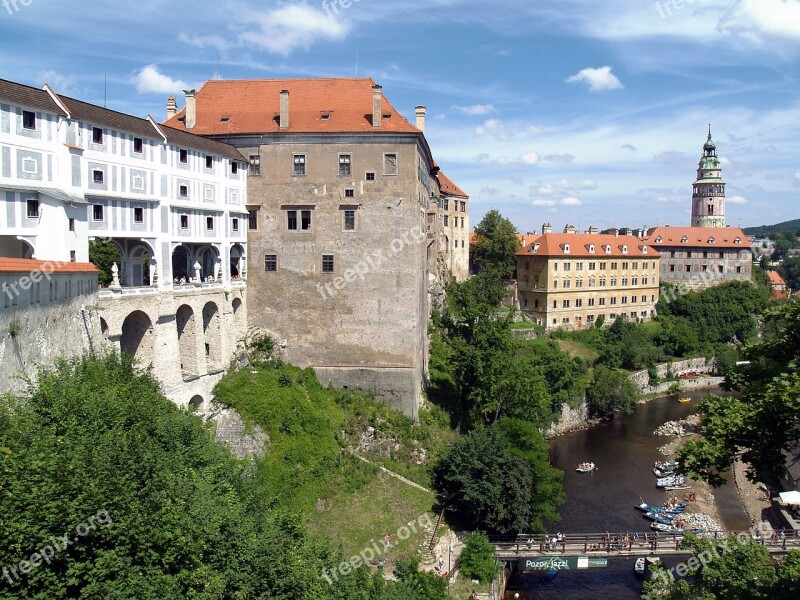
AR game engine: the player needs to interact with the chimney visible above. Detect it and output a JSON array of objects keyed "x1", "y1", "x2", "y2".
[
  {"x1": 415, "y1": 105, "x2": 426, "y2": 132},
  {"x1": 542, "y1": 223, "x2": 553, "y2": 235},
  {"x1": 372, "y1": 85, "x2": 382, "y2": 129},
  {"x1": 588, "y1": 225, "x2": 599, "y2": 235},
  {"x1": 564, "y1": 224, "x2": 578, "y2": 234},
  {"x1": 183, "y1": 90, "x2": 196, "y2": 130},
  {"x1": 166, "y1": 96, "x2": 178, "y2": 120},
  {"x1": 280, "y1": 90, "x2": 290, "y2": 130}
]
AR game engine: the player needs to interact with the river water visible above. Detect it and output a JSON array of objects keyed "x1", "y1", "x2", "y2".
[{"x1": 504, "y1": 388, "x2": 750, "y2": 599}]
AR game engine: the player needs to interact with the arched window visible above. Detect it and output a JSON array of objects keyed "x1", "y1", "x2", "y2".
[{"x1": 564, "y1": 243, "x2": 571, "y2": 254}]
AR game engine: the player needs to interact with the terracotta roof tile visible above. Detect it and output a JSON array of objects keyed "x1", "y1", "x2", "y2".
[
  {"x1": 162, "y1": 78, "x2": 419, "y2": 135},
  {"x1": 0, "y1": 258, "x2": 98, "y2": 274},
  {"x1": 437, "y1": 171, "x2": 468, "y2": 198},
  {"x1": 767, "y1": 270, "x2": 787, "y2": 286},
  {"x1": 516, "y1": 233, "x2": 660, "y2": 258},
  {"x1": 645, "y1": 226, "x2": 750, "y2": 249}
]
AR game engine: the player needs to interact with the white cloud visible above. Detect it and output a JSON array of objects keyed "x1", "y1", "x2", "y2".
[
  {"x1": 728, "y1": 195, "x2": 749, "y2": 205},
  {"x1": 720, "y1": 0, "x2": 800, "y2": 43},
  {"x1": 519, "y1": 151, "x2": 541, "y2": 165},
  {"x1": 39, "y1": 70, "x2": 80, "y2": 96},
  {"x1": 566, "y1": 66, "x2": 623, "y2": 92},
  {"x1": 533, "y1": 199, "x2": 557, "y2": 207},
  {"x1": 132, "y1": 65, "x2": 192, "y2": 94},
  {"x1": 561, "y1": 197, "x2": 582, "y2": 206},
  {"x1": 178, "y1": 32, "x2": 231, "y2": 52},
  {"x1": 455, "y1": 103, "x2": 496, "y2": 115},
  {"x1": 794, "y1": 170, "x2": 800, "y2": 181},
  {"x1": 543, "y1": 153, "x2": 575, "y2": 164},
  {"x1": 475, "y1": 119, "x2": 512, "y2": 140},
  {"x1": 621, "y1": 144, "x2": 637, "y2": 152},
  {"x1": 240, "y1": 4, "x2": 348, "y2": 56}
]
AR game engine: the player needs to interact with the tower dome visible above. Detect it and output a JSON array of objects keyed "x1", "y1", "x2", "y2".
[{"x1": 691, "y1": 125, "x2": 726, "y2": 228}]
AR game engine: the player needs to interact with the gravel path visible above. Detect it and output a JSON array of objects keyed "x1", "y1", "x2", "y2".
[{"x1": 733, "y1": 458, "x2": 780, "y2": 528}]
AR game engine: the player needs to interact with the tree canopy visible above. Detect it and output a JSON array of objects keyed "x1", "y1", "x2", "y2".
[{"x1": 470, "y1": 209, "x2": 520, "y2": 279}]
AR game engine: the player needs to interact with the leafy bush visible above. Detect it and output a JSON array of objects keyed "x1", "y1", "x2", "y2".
[{"x1": 459, "y1": 533, "x2": 499, "y2": 583}]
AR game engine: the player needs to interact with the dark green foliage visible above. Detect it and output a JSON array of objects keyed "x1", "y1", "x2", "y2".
[
  {"x1": 458, "y1": 533, "x2": 499, "y2": 583},
  {"x1": 432, "y1": 419, "x2": 563, "y2": 534},
  {"x1": 679, "y1": 302, "x2": 800, "y2": 485},
  {"x1": 744, "y1": 219, "x2": 800, "y2": 237},
  {"x1": 779, "y1": 256, "x2": 800, "y2": 291},
  {"x1": 88, "y1": 239, "x2": 121, "y2": 286},
  {"x1": 586, "y1": 365, "x2": 640, "y2": 418},
  {"x1": 470, "y1": 209, "x2": 520, "y2": 279},
  {"x1": 643, "y1": 533, "x2": 795, "y2": 599}
]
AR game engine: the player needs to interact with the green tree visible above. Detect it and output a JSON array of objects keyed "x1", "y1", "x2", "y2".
[
  {"x1": 88, "y1": 239, "x2": 121, "y2": 286},
  {"x1": 587, "y1": 365, "x2": 640, "y2": 418},
  {"x1": 471, "y1": 209, "x2": 519, "y2": 279},
  {"x1": 772, "y1": 238, "x2": 793, "y2": 262},
  {"x1": 679, "y1": 302, "x2": 800, "y2": 485},
  {"x1": 779, "y1": 256, "x2": 800, "y2": 290},
  {"x1": 458, "y1": 533, "x2": 498, "y2": 584},
  {"x1": 655, "y1": 316, "x2": 701, "y2": 358},
  {"x1": 432, "y1": 419, "x2": 563, "y2": 534}
]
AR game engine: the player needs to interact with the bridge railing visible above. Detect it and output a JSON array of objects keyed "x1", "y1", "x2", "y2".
[{"x1": 489, "y1": 529, "x2": 800, "y2": 556}]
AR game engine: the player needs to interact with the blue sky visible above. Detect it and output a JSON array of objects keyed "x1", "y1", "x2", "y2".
[{"x1": 2, "y1": 0, "x2": 799, "y2": 232}]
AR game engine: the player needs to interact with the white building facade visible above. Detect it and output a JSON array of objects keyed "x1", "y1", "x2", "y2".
[{"x1": 0, "y1": 79, "x2": 249, "y2": 290}]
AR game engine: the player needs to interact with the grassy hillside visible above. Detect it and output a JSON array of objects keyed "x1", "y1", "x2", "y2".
[
  {"x1": 744, "y1": 218, "x2": 800, "y2": 236},
  {"x1": 212, "y1": 362, "x2": 454, "y2": 558}
]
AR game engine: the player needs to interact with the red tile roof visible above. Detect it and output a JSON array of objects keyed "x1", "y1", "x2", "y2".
[
  {"x1": 163, "y1": 78, "x2": 420, "y2": 135},
  {"x1": 645, "y1": 226, "x2": 750, "y2": 249},
  {"x1": 0, "y1": 258, "x2": 98, "y2": 274},
  {"x1": 767, "y1": 270, "x2": 787, "y2": 286},
  {"x1": 516, "y1": 233, "x2": 659, "y2": 258},
  {"x1": 437, "y1": 171, "x2": 468, "y2": 198}
]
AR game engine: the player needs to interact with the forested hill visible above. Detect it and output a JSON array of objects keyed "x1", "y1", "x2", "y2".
[{"x1": 744, "y1": 218, "x2": 800, "y2": 236}]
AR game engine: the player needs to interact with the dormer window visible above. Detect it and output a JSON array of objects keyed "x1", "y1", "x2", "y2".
[
  {"x1": 531, "y1": 244, "x2": 540, "y2": 253},
  {"x1": 563, "y1": 243, "x2": 571, "y2": 254},
  {"x1": 642, "y1": 246, "x2": 648, "y2": 254},
  {"x1": 622, "y1": 245, "x2": 629, "y2": 254},
  {"x1": 708, "y1": 237, "x2": 716, "y2": 244},
  {"x1": 681, "y1": 236, "x2": 689, "y2": 244},
  {"x1": 734, "y1": 237, "x2": 742, "y2": 245},
  {"x1": 589, "y1": 244, "x2": 595, "y2": 253},
  {"x1": 604, "y1": 245, "x2": 611, "y2": 254},
  {"x1": 321, "y1": 113, "x2": 331, "y2": 121},
  {"x1": 655, "y1": 236, "x2": 663, "y2": 244}
]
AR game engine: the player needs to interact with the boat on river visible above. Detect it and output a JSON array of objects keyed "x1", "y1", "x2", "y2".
[
  {"x1": 634, "y1": 557, "x2": 646, "y2": 577},
  {"x1": 651, "y1": 522, "x2": 684, "y2": 533},
  {"x1": 644, "y1": 512, "x2": 675, "y2": 525},
  {"x1": 576, "y1": 462, "x2": 596, "y2": 473},
  {"x1": 653, "y1": 467, "x2": 675, "y2": 477},
  {"x1": 654, "y1": 460, "x2": 679, "y2": 470},
  {"x1": 665, "y1": 485, "x2": 691, "y2": 491},
  {"x1": 634, "y1": 501, "x2": 686, "y2": 513},
  {"x1": 679, "y1": 397, "x2": 692, "y2": 403},
  {"x1": 656, "y1": 475, "x2": 686, "y2": 488}
]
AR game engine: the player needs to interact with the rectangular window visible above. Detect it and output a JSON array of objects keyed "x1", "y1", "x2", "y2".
[
  {"x1": 231, "y1": 161, "x2": 238, "y2": 174},
  {"x1": 344, "y1": 188, "x2": 355, "y2": 198},
  {"x1": 180, "y1": 215, "x2": 189, "y2": 229},
  {"x1": 444, "y1": 199, "x2": 450, "y2": 211},
  {"x1": 562, "y1": 299, "x2": 570, "y2": 308},
  {"x1": 322, "y1": 254, "x2": 334, "y2": 273},
  {"x1": 600, "y1": 298, "x2": 606, "y2": 306},
  {"x1": 134, "y1": 207, "x2": 144, "y2": 223},
  {"x1": 339, "y1": 154, "x2": 351, "y2": 176},
  {"x1": 26, "y1": 199, "x2": 39, "y2": 218},
  {"x1": 206, "y1": 155, "x2": 213, "y2": 169},
  {"x1": 611, "y1": 297, "x2": 617, "y2": 305},
  {"x1": 133, "y1": 137, "x2": 143, "y2": 153},
  {"x1": 287, "y1": 210, "x2": 298, "y2": 230},
  {"x1": 264, "y1": 254, "x2": 277, "y2": 272},
  {"x1": 22, "y1": 110, "x2": 36, "y2": 130},
  {"x1": 206, "y1": 216, "x2": 214, "y2": 231},
  {"x1": 632, "y1": 295, "x2": 638, "y2": 304},
  {"x1": 576, "y1": 299, "x2": 583, "y2": 307},
  {"x1": 248, "y1": 209, "x2": 258, "y2": 230},
  {"x1": 600, "y1": 262, "x2": 606, "y2": 270},
  {"x1": 611, "y1": 262, "x2": 618, "y2": 270},
  {"x1": 179, "y1": 184, "x2": 188, "y2": 198},
  {"x1": 70, "y1": 250, "x2": 76, "y2": 262},
  {"x1": 232, "y1": 218, "x2": 239, "y2": 232},
  {"x1": 589, "y1": 262, "x2": 596, "y2": 271},
  {"x1": 93, "y1": 170, "x2": 104, "y2": 184},
  {"x1": 301, "y1": 210, "x2": 312, "y2": 231},
  {"x1": 576, "y1": 262, "x2": 584, "y2": 271},
  {"x1": 179, "y1": 149, "x2": 188, "y2": 163},
  {"x1": 564, "y1": 262, "x2": 571, "y2": 271},
  {"x1": 461, "y1": 218, "x2": 465, "y2": 228},
  {"x1": 293, "y1": 154, "x2": 306, "y2": 176},
  {"x1": 366, "y1": 171, "x2": 375, "y2": 181},
  {"x1": 443, "y1": 215, "x2": 449, "y2": 227},
  {"x1": 622, "y1": 262, "x2": 629, "y2": 270},
  {"x1": 92, "y1": 205, "x2": 104, "y2": 221},
  {"x1": 383, "y1": 152, "x2": 398, "y2": 175},
  {"x1": 461, "y1": 201, "x2": 466, "y2": 212},
  {"x1": 589, "y1": 298, "x2": 595, "y2": 307},
  {"x1": 249, "y1": 154, "x2": 261, "y2": 176},
  {"x1": 670, "y1": 265, "x2": 675, "y2": 272},
  {"x1": 68, "y1": 218, "x2": 75, "y2": 231},
  {"x1": 92, "y1": 127, "x2": 103, "y2": 144},
  {"x1": 344, "y1": 209, "x2": 356, "y2": 231}
]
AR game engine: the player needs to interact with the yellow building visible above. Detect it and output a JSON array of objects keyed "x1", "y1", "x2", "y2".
[{"x1": 516, "y1": 227, "x2": 661, "y2": 330}]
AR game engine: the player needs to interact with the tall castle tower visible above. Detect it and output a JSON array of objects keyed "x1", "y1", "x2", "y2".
[{"x1": 691, "y1": 126, "x2": 726, "y2": 227}]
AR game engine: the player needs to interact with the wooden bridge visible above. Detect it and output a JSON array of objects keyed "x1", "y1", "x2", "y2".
[{"x1": 490, "y1": 530, "x2": 800, "y2": 560}]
